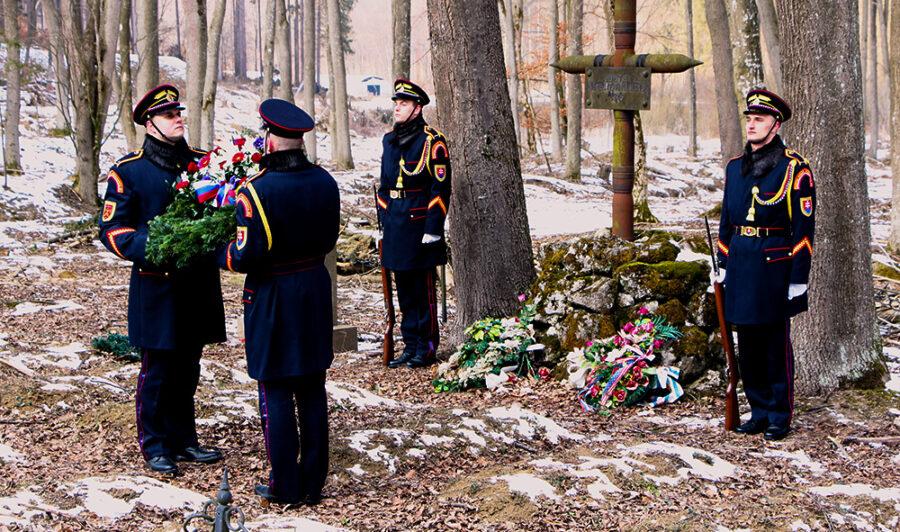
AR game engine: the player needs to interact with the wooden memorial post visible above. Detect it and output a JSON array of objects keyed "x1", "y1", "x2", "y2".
[{"x1": 553, "y1": 0, "x2": 702, "y2": 241}]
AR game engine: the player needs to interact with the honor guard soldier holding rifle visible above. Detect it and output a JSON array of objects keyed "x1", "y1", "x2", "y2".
[
  {"x1": 220, "y1": 99, "x2": 340, "y2": 506},
  {"x1": 99, "y1": 84, "x2": 226, "y2": 475},
  {"x1": 715, "y1": 89, "x2": 816, "y2": 441},
  {"x1": 376, "y1": 79, "x2": 451, "y2": 369}
]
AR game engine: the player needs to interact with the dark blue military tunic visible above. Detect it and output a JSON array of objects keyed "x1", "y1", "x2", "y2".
[
  {"x1": 716, "y1": 137, "x2": 816, "y2": 325},
  {"x1": 376, "y1": 115, "x2": 451, "y2": 271},
  {"x1": 219, "y1": 149, "x2": 340, "y2": 381},
  {"x1": 99, "y1": 135, "x2": 226, "y2": 350},
  {"x1": 98, "y1": 134, "x2": 226, "y2": 460}
]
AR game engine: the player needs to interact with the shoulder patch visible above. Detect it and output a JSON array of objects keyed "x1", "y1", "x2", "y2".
[
  {"x1": 107, "y1": 170, "x2": 125, "y2": 194},
  {"x1": 236, "y1": 194, "x2": 254, "y2": 219},
  {"x1": 431, "y1": 140, "x2": 449, "y2": 161},
  {"x1": 116, "y1": 149, "x2": 144, "y2": 166},
  {"x1": 101, "y1": 200, "x2": 117, "y2": 222},
  {"x1": 792, "y1": 167, "x2": 814, "y2": 190}
]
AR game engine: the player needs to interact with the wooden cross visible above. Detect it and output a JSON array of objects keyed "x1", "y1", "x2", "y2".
[{"x1": 554, "y1": 0, "x2": 702, "y2": 241}]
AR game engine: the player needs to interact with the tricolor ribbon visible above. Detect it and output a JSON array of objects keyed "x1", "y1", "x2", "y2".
[{"x1": 648, "y1": 366, "x2": 684, "y2": 407}]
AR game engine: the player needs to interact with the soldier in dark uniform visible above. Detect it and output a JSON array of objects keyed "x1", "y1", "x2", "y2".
[
  {"x1": 99, "y1": 84, "x2": 226, "y2": 474},
  {"x1": 377, "y1": 79, "x2": 451, "y2": 369},
  {"x1": 219, "y1": 99, "x2": 340, "y2": 505},
  {"x1": 715, "y1": 89, "x2": 815, "y2": 441}
]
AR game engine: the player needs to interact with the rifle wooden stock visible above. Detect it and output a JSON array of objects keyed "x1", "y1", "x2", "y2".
[
  {"x1": 379, "y1": 240, "x2": 395, "y2": 366},
  {"x1": 714, "y1": 282, "x2": 739, "y2": 431}
]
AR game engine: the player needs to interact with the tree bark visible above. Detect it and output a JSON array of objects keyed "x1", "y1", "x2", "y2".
[
  {"x1": 867, "y1": 0, "x2": 879, "y2": 158},
  {"x1": 201, "y1": 0, "x2": 227, "y2": 148},
  {"x1": 184, "y1": 0, "x2": 207, "y2": 145},
  {"x1": 563, "y1": 0, "x2": 582, "y2": 181},
  {"x1": 499, "y1": 0, "x2": 520, "y2": 151},
  {"x1": 633, "y1": 113, "x2": 656, "y2": 222},
  {"x1": 776, "y1": 0, "x2": 885, "y2": 394},
  {"x1": 686, "y1": 0, "x2": 697, "y2": 157},
  {"x1": 302, "y1": 0, "x2": 317, "y2": 163},
  {"x1": 294, "y1": 0, "x2": 300, "y2": 87},
  {"x1": 391, "y1": 0, "x2": 410, "y2": 78},
  {"x1": 135, "y1": 0, "x2": 159, "y2": 96},
  {"x1": 233, "y1": 0, "x2": 247, "y2": 80},
  {"x1": 705, "y1": 0, "x2": 744, "y2": 162},
  {"x1": 3, "y1": 0, "x2": 21, "y2": 172},
  {"x1": 262, "y1": 0, "x2": 276, "y2": 99},
  {"x1": 118, "y1": 0, "x2": 138, "y2": 150},
  {"x1": 755, "y1": 0, "x2": 782, "y2": 94},
  {"x1": 43, "y1": 0, "x2": 72, "y2": 134},
  {"x1": 729, "y1": 0, "x2": 764, "y2": 100},
  {"x1": 426, "y1": 0, "x2": 535, "y2": 334},
  {"x1": 547, "y1": 0, "x2": 562, "y2": 161},
  {"x1": 890, "y1": 0, "x2": 900, "y2": 251},
  {"x1": 275, "y1": 0, "x2": 292, "y2": 100},
  {"x1": 326, "y1": 0, "x2": 353, "y2": 169},
  {"x1": 862, "y1": 0, "x2": 869, "y2": 116}
]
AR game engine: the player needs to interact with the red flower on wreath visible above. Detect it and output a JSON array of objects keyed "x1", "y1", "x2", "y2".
[
  {"x1": 199, "y1": 154, "x2": 211, "y2": 168},
  {"x1": 638, "y1": 306, "x2": 649, "y2": 316},
  {"x1": 614, "y1": 389, "x2": 627, "y2": 402},
  {"x1": 538, "y1": 367, "x2": 550, "y2": 379},
  {"x1": 175, "y1": 180, "x2": 190, "y2": 190},
  {"x1": 232, "y1": 152, "x2": 245, "y2": 164},
  {"x1": 219, "y1": 161, "x2": 227, "y2": 169},
  {"x1": 187, "y1": 161, "x2": 199, "y2": 173},
  {"x1": 251, "y1": 152, "x2": 262, "y2": 163},
  {"x1": 653, "y1": 339, "x2": 663, "y2": 350},
  {"x1": 233, "y1": 137, "x2": 246, "y2": 148}
]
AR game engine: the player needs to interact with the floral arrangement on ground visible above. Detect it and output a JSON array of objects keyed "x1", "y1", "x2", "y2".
[
  {"x1": 145, "y1": 136, "x2": 264, "y2": 269},
  {"x1": 432, "y1": 300, "x2": 550, "y2": 393},
  {"x1": 567, "y1": 308, "x2": 686, "y2": 413}
]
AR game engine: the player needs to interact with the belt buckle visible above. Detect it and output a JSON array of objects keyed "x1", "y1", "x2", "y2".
[
  {"x1": 390, "y1": 190, "x2": 400, "y2": 199},
  {"x1": 742, "y1": 226, "x2": 758, "y2": 237}
]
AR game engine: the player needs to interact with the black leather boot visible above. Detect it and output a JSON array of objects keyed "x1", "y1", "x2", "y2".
[
  {"x1": 146, "y1": 455, "x2": 178, "y2": 475},
  {"x1": 173, "y1": 446, "x2": 223, "y2": 464},
  {"x1": 388, "y1": 351, "x2": 415, "y2": 369}
]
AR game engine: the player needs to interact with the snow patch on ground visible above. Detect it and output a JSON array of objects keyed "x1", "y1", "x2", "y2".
[
  {"x1": 760, "y1": 449, "x2": 826, "y2": 476},
  {"x1": 0, "y1": 442, "x2": 24, "y2": 464},
  {"x1": 10, "y1": 300, "x2": 84, "y2": 316},
  {"x1": 326, "y1": 381, "x2": 401, "y2": 409},
  {"x1": 486, "y1": 404, "x2": 584, "y2": 444},
  {"x1": 623, "y1": 441, "x2": 737, "y2": 483},
  {"x1": 810, "y1": 483, "x2": 900, "y2": 504},
  {"x1": 244, "y1": 515, "x2": 348, "y2": 531},
  {"x1": 493, "y1": 473, "x2": 560, "y2": 501}
]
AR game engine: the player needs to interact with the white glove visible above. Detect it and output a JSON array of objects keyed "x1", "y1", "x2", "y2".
[
  {"x1": 709, "y1": 268, "x2": 726, "y2": 285},
  {"x1": 788, "y1": 283, "x2": 807, "y2": 300},
  {"x1": 422, "y1": 233, "x2": 441, "y2": 244}
]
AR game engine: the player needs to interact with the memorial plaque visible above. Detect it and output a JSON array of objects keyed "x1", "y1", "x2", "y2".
[{"x1": 584, "y1": 66, "x2": 651, "y2": 111}]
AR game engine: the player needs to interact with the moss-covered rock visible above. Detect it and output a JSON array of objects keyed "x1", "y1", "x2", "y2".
[
  {"x1": 336, "y1": 233, "x2": 377, "y2": 274},
  {"x1": 531, "y1": 232, "x2": 723, "y2": 384}
]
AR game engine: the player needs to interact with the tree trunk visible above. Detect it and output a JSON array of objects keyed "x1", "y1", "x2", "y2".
[
  {"x1": 184, "y1": 0, "x2": 207, "y2": 144},
  {"x1": 262, "y1": 0, "x2": 276, "y2": 99},
  {"x1": 326, "y1": 0, "x2": 353, "y2": 169},
  {"x1": 867, "y1": 0, "x2": 879, "y2": 158},
  {"x1": 3, "y1": 0, "x2": 22, "y2": 172},
  {"x1": 564, "y1": 0, "x2": 582, "y2": 181},
  {"x1": 293, "y1": 0, "x2": 300, "y2": 87},
  {"x1": 175, "y1": 0, "x2": 182, "y2": 58},
  {"x1": 201, "y1": 0, "x2": 227, "y2": 148},
  {"x1": 275, "y1": 0, "x2": 292, "y2": 100},
  {"x1": 256, "y1": 0, "x2": 262, "y2": 71},
  {"x1": 22, "y1": 0, "x2": 36, "y2": 65},
  {"x1": 548, "y1": 0, "x2": 562, "y2": 161},
  {"x1": 755, "y1": 0, "x2": 782, "y2": 94},
  {"x1": 391, "y1": 0, "x2": 410, "y2": 79},
  {"x1": 705, "y1": 0, "x2": 743, "y2": 162},
  {"x1": 302, "y1": 0, "x2": 317, "y2": 163},
  {"x1": 426, "y1": 0, "x2": 535, "y2": 335},
  {"x1": 135, "y1": 0, "x2": 159, "y2": 96},
  {"x1": 880, "y1": 0, "x2": 889, "y2": 155},
  {"x1": 233, "y1": 0, "x2": 247, "y2": 80},
  {"x1": 499, "y1": 0, "x2": 520, "y2": 151},
  {"x1": 633, "y1": 113, "x2": 656, "y2": 222},
  {"x1": 729, "y1": 0, "x2": 764, "y2": 99},
  {"x1": 890, "y1": 0, "x2": 900, "y2": 251},
  {"x1": 118, "y1": 0, "x2": 138, "y2": 150},
  {"x1": 776, "y1": 0, "x2": 885, "y2": 394},
  {"x1": 686, "y1": 0, "x2": 697, "y2": 157},
  {"x1": 43, "y1": 0, "x2": 72, "y2": 134},
  {"x1": 862, "y1": 0, "x2": 869, "y2": 116}
]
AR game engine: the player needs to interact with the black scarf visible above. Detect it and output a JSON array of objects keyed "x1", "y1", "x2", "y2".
[
  {"x1": 392, "y1": 114, "x2": 426, "y2": 148},
  {"x1": 142, "y1": 134, "x2": 194, "y2": 173},
  {"x1": 741, "y1": 134, "x2": 785, "y2": 181},
  {"x1": 259, "y1": 149, "x2": 312, "y2": 172}
]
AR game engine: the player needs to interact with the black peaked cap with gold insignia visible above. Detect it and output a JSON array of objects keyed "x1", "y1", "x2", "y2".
[
  {"x1": 132, "y1": 83, "x2": 185, "y2": 125},
  {"x1": 391, "y1": 78, "x2": 430, "y2": 106},
  {"x1": 743, "y1": 88, "x2": 792, "y2": 123}
]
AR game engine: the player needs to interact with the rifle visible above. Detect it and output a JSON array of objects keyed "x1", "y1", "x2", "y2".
[
  {"x1": 375, "y1": 186, "x2": 395, "y2": 365},
  {"x1": 440, "y1": 264, "x2": 447, "y2": 324},
  {"x1": 704, "y1": 216, "x2": 739, "y2": 431}
]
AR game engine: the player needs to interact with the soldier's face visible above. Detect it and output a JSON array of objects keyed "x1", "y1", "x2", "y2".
[
  {"x1": 745, "y1": 113, "x2": 779, "y2": 145},
  {"x1": 148, "y1": 110, "x2": 185, "y2": 141},
  {"x1": 393, "y1": 99, "x2": 420, "y2": 124}
]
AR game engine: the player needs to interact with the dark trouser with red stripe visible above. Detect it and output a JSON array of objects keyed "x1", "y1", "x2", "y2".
[
  {"x1": 135, "y1": 346, "x2": 202, "y2": 459},
  {"x1": 736, "y1": 319, "x2": 795, "y2": 428},
  {"x1": 257, "y1": 371, "x2": 329, "y2": 501},
  {"x1": 394, "y1": 267, "x2": 439, "y2": 357}
]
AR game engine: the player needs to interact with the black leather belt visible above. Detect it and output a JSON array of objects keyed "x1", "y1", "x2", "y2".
[
  {"x1": 388, "y1": 188, "x2": 422, "y2": 199},
  {"x1": 734, "y1": 226, "x2": 786, "y2": 237}
]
